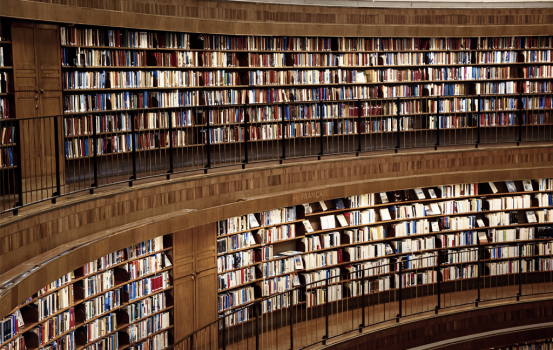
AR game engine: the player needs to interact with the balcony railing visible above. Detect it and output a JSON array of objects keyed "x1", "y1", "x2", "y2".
[{"x1": 1, "y1": 95, "x2": 552, "y2": 215}]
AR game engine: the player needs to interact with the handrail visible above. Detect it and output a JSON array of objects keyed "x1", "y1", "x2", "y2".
[
  {"x1": 168, "y1": 240, "x2": 553, "y2": 350},
  {"x1": 0, "y1": 93, "x2": 550, "y2": 216}
]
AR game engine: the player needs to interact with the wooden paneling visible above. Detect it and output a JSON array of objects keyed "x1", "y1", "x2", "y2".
[
  {"x1": 35, "y1": 24, "x2": 61, "y2": 92},
  {"x1": 11, "y1": 23, "x2": 38, "y2": 92},
  {"x1": 3, "y1": 0, "x2": 553, "y2": 37},
  {"x1": 195, "y1": 267, "x2": 217, "y2": 330},
  {"x1": 195, "y1": 223, "x2": 216, "y2": 273},
  {"x1": 174, "y1": 275, "x2": 195, "y2": 340},
  {"x1": 14, "y1": 91, "x2": 39, "y2": 119},
  {"x1": 174, "y1": 228, "x2": 195, "y2": 279},
  {"x1": 40, "y1": 90, "x2": 61, "y2": 116}
]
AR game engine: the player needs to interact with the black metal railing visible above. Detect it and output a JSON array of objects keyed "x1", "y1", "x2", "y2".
[
  {"x1": 1, "y1": 94, "x2": 552, "y2": 215},
  {"x1": 171, "y1": 241, "x2": 553, "y2": 350}
]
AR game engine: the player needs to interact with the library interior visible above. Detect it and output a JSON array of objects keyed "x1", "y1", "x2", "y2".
[{"x1": 3, "y1": 0, "x2": 553, "y2": 349}]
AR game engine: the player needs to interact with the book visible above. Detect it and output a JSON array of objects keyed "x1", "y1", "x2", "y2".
[
  {"x1": 303, "y1": 220, "x2": 314, "y2": 233},
  {"x1": 477, "y1": 219, "x2": 485, "y2": 228},
  {"x1": 478, "y1": 232, "x2": 489, "y2": 244},
  {"x1": 431, "y1": 222, "x2": 440, "y2": 232},
  {"x1": 280, "y1": 250, "x2": 303, "y2": 256},
  {"x1": 319, "y1": 201, "x2": 328, "y2": 211},
  {"x1": 523, "y1": 180, "x2": 533, "y2": 192},
  {"x1": 249, "y1": 214, "x2": 260, "y2": 228},
  {"x1": 336, "y1": 214, "x2": 349, "y2": 227},
  {"x1": 506, "y1": 181, "x2": 517, "y2": 193},
  {"x1": 526, "y1": 211, "x2": 537, "y2": 223},
  {"x1": 334, "y1": 198, "x2": 346, "y2": 209},
  {"x1": 414, "y1": 188, "x2": 425, "y2": 200},
  {"x1": 489, "y1": 182, "x2": 498, "y2": 194},
  {"x1": 380, "y1": 208, "x2": 392, "y2": 221},
  {"x1": 403, "y1": 190, "x2": 411, "y2": 201},
  {"x1": 430, "y1": 203, "x2": 441, "y2": 215},
  {"x1": 294, "y1": 256, "x2": 304, "y2": 270},
  {"x1": 380, "y1": 192, "x2": 389, "y2": 204},
  {"x1": 320, "y1": 215, "x2": 336, "y2": 230},
  {"x1": 428, "y1": 189, "x2": 437, "y2": 199}
]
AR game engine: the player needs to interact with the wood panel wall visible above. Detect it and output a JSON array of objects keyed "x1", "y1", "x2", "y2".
[
  {"x1": 2, "y1": 145, "x2": 553, "y2": 318},
  {"x1": 2, "y1": 0, "x2": 553, "y2": 37}
]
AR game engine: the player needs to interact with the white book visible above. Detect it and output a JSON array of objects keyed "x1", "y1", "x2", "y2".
[
  {"x1": 380, "y1": 208, "x2": 392, "y2": 221},
  {"x1": 319, "y1": 201, "x2": 328, "y2": 211},
  {"x1": 415, "y1": 188, "x2": 425, "y2": 200},
  {"x1": 489, "y1": 182, "x2": 498, "y2": 194},
  {"x1": 523, "y1": 180, "x2": 533, "y2": 192},
  {"x1": 477, "y1": 219, "x2": 485, "y2": 227},
  {"x1": 430, "y1": 203, "x2": 441, "y2": 215},
  {"x1": 320, "y1": 215, "x2": 336, "y2": 230},
  {"x1": 380, "y1": 192, "x2": 389, "y2": 204},
  {"x1": 428, "y1": 189, "x2": 437, "y2": 199},
  {"x1": 249, "y1": 214, "x2": 260, "y2": 228},
  {"x1": 303, "y1": 220, "x2": 314, "y2": 233},
  {"x1": 431, "y1": 222, "x2": 440, "y2": 232},
  {"x1": 336, "y1": 214, "x2": 349, "y2": 227},
  {"x1": 526, "y1": 211, "x2": 537, "y2": 223}
]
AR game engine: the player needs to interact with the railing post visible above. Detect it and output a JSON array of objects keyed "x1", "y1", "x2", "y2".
[
  {"x1": 357, "y1": 99, "x2": 362, "y2": 156},
  {"x1": 476, "y1": 240, "x2": 481, "y2": 307},
  {"x1": 435, "y1": 97, "x2": 440, "y2": 150},
  {"x1": 167, "y1": 110, "x2": 174, "y2": 180},
  {"x1": 435, "y1": 252, "x2": 441, "y2": 314},
  {"x1": 189, "y1": 333, "x2": 194, "y2": 350},
  {"x1": 395, "y1": 97, "x2": 400, "y2": 153},
  {"x1": 289, "y1": 290, "x2": 294, "y2": 350},
  {"x1": 52, "y1": 116, "x2": 61, "y2": 203},
  {"x1": 319, "y1": 102, "x2": 324, "y2": 160},
  {"x1": 243, "y1": 106, "x2": 248, "y2": 169},
  {"x1": 14, "y1": 119, "x2": 23, "y2": 215},
  {"x1": 517, "y1": 244, "x2": 522, "y2": 300},
  {"x1": 281, "y1": 103, "x2": 286, "y2": 163},
  {"x1": 205, "y1": 111, "x2": 211, "y2": 174},
  {"x1": 129, "y1": 114, "x2": 137, "y2": 187},
  {"x1": 222, "y1": 314, "x2": 226, "y2": 350},
  {"x1": 255, "y1": 303, "x2": 260, "y2": 350},
  {"x1": 360, "y1": 269, "x2": 365, "y2": 332},
  {"x1": 322, "y1": 281, "x2": 329, "y2": 345},
  {"x1": 397, "y1": 259, "x2": 402, "y2": 322},
  {"x1": 517, "y1": 92, "x2": 523, "y2": 146},
  {"x1": 91, "y1": 116, "x2": 98, "y2": 194},
  {"x1": 475, "y1": 96, "x2": 481, "y2": 148}
]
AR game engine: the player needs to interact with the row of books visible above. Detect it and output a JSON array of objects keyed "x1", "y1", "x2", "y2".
[
  {"x1": 338, "y1": 37, "x2": 553, "y2": 52},
  {"x1": 84, "y1": 313, "x2": 116, "y2": 343},
  {"x1": 127, "y1": 292, "x2": 167, "y2": 323},
  {"x1": 1, "y1": 311, "x2": 24, "y2": 343},
  {"x1": 35, "y1": 308, "x2": 75, "y2": 345},
  {"x1": 37, "y1": 285, "x2": 74, "y2": 320},
  {"x1": 61, "y1": 82, "x2": 553, "y2": 114},
  {"x1": 124, "y1": 272, "x2": 170, "y2": 302},
  {"x1": 84, "y1": 250, "x2": 125, "y2": 276},
  {"x1": 61, "y1": 27, "x2": 190, "y2": 49},
  {"x1": 62, "y1": 48, "x2": 147, "y2": 67},
  {"x1": 38, "y1": 273, "x2": 75, "y2": 296},
  {"x1": 123, "y1": 253, "x2": 171, "y2": 280},
  {"x1": 83, "y1": 288, "x2": 122, "y2": 321},
  {"x1": 127, "y1": 331, "x2": 168, "y2": 350},
  {"x1": 0, "y1": 98, "x2": 9, "y2": 119},
  {"x1": 205, "y1": 35, "x2": 331, "y2": 52},
  {"x1": 126, "y1": 312, "x2": 170, "y2": 343}
]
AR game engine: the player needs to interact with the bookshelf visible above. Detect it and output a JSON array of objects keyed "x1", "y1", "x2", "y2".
[
  {"x1": 57, "y1": 25, "x2": 553, "y2": 180},
  {"x1": 215, "y1": 178, "x2": 553, "y2": 326},
  {"x1": 0, "y1": 235, "x2": 174, "y2": 350}
]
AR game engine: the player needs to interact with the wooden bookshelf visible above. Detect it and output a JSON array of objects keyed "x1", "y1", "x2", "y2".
[
  {"x1": 215, "y1": 178, "x2": 553, "y2": 324},
  {"x1": 0, "y1": 234, "x2": 174, "y2": 350}
]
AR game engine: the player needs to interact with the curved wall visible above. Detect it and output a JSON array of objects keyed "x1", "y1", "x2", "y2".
[
  {"x1": 2, "y1": 144, "x2": 553, "y2": 319},
  {"x1": 2, "y1": 0, "x2": 553, "y2": 37}
]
